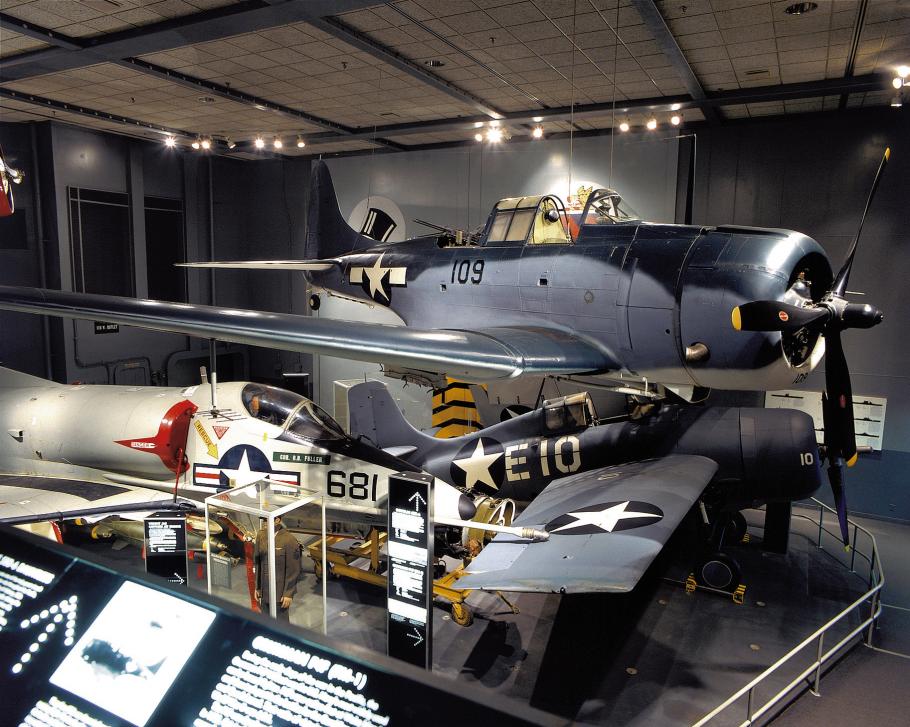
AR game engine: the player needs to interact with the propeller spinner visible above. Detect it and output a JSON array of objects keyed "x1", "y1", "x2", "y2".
[{"x1": 731, "y1": 148, "x2": 889, "y2": 545}]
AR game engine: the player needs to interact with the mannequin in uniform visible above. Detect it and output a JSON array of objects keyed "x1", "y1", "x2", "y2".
[{"x1": 254, "y1": 516, "x2": 302, "y2": 621}]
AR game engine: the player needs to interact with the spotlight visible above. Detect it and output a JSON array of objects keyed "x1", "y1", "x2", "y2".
[
  {"x1": 273, "y1": 137, "x2": 283, "y2": 149},
  {"x1": 164, "y1": 136, "x2": 176, "y2": 148},
  {"x1": 646, "y1": 118, "x2": 657, "y2": 130},
  {"x1": 226, "y1": 138, "x2": 236, "y2": 149},
  {"x1": 898, "y1": 65, "x2": 910, "y2": 78},
  {"x1": 619, "y1": 121, "x2": 630, "y2": 132},
  {"x1": 474, "y1": 121, "x2": 484, "y2": 128},
  {"x1": 532, "y1": 126, "x2": 543, "y2": 139},
  {"x1": 200, "y1": 138, "x2": 211, "y2": 150},
  {"x1": 191, "y1": 139, "x2": 201, "y2": 150},
  {"x1": 296, "y1": 136, "x2": 305, "y2": 148},
  {"x1": 474, "y1": 133, "x2": 484, "y2": 142},
  {"x1": 488, "y1": 119, "x2": 500, "y2": 127},
  {"x1": 670, "y1": 103, "x2": 681, "y2": 111},
  {"x1": 486, "y1": 127, "x2": 503, "y2": 143},
  {"x1": 532, "y1": 116, "x2": 543, "y2": 122},
  {"x1": 254, "y1": 137, "x2": 265, "y2": 149},
  {"x1": 670, "y1": 114, "x2": 681, "y2": 126},
  {"x1": 894, "y1": 77, "x2": 904, "y2": 90}
]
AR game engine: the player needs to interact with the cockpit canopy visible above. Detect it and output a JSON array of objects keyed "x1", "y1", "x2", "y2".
[
  {"x1": 481, "y1": 189, "x2": 640, "y2": 246},
  {"x1": 241, "y1": 383, "x2": 346, "y2": 442},
  {"x1": 541, "y1": 392, "x2": 597, "y2": 433}
]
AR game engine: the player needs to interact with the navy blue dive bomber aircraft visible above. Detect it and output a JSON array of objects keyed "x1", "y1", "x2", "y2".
[
  {"x1": 347, "y1": 380, "x2": 821, "y2": 593},
  {"x1": 0, "y1": 151, "x2": 888, "y2": 544}
]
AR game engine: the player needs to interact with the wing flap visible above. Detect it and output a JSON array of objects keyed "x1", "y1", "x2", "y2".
[
  {"x1": 456, "y1": 455, "x2": 717, "y2": 593},
  {"x1": 0, "y1": 286, "x2": 619, "y2": 382}
]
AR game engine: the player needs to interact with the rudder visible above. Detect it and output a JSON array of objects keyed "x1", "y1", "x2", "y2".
[{"x1": 347, "y1": 381, "x2": 436, "y2": 452}]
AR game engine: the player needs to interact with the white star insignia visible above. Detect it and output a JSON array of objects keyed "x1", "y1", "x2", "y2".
[
  {"x1": 219, "y1": 450, "x2": 272, "y2": 488},
  {"x1": 550, "y1": 501, "x2": 661, "y2": 534},
  {"x1": 452, "y1": 439, "x2": 503, "y2": 491},
  {"x1": 363, "y1": 253, "x2": 392, "y2": 301}
]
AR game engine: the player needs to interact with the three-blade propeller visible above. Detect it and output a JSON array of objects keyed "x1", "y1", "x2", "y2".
[{"x1": 731, "y1": 148, "x2": 889, "y2": 545}]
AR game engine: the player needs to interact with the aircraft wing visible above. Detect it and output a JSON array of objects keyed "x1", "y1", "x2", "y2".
[
  {"x1": 0, "y1": 286, "x2": 619, "y2": 382},
  {"x1": 0, "y1": 473, "x2": 186, "y2": 525},
  {"x1": 456, "y1": 455, "x2": 718, "y2": 594}
]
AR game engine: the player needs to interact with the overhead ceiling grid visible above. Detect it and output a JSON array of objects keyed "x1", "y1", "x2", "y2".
[{"x1": 0, "y1": 0, "x2": 906, "y2": 158}]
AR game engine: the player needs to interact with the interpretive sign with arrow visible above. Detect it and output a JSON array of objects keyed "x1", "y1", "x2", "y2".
[
  {"x1": 387, "y1": 471, "x2": 434, "y2": 669},
  {"x1": 144, "y1": 513, "x2": 189, "y2": 587}
]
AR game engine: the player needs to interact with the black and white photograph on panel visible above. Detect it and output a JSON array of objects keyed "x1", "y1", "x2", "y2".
[{"x1": 49, "y1": 581, "x2": 216, "y2": 726}]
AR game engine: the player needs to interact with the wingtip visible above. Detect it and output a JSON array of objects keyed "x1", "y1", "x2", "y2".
[
  {"x1": 846, "y1": 452, "x2": 859, "y2": 467},
  {"x1": 731, "y1": 306, "x2": 742, "y2": 331}
]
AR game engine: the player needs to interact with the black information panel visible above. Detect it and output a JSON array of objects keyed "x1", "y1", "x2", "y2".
[
  {"x1": 144, "y1": 514, "x2": 188, "y2": 586},
  {"x1": 386, "y1": 472, "x2": 434, "y2": 669},
  {"x1": 0, "y1": 526, "x2": 559, "y2": 727}
]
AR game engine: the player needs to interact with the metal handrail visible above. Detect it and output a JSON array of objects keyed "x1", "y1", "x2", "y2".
[{"x1": 692, "y1": 498, "x2": 885, "y2": 726}]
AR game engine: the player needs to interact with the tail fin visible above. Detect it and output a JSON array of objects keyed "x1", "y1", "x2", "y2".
[
  {"x1": 0, "y1": 365, "x2": 54, "y2": 388},
  {"x1": 347, "y1": 381, "x2": 436, "y2": 453},
  {"x1": 305, "y1": 161, "x2": 374, "y2": 260}
]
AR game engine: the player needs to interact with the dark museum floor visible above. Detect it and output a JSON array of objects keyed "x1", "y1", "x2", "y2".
[{"x1": 69, "y1": 504, "x2": 910, "y2": 726}]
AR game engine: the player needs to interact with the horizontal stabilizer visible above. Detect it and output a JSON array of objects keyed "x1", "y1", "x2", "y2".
[{"x1": 178, "y1": 259, "x2": 340, "y2": 271}]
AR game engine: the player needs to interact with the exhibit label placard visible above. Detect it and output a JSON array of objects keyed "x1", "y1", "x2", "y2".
[
  {"x1": 386, "y1": 471, "x2": 434, "y2": 669},
  {"x1": 144, "y1": 514, "x2": 188, "y2": 586}
]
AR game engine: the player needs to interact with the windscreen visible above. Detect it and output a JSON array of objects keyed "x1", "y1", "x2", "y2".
[{"x1": 285, "y1": 401, "x2": 347, "y2": 442}]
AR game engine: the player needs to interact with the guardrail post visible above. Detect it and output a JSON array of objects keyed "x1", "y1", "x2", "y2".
[
  {"x1": 747, "y1": 687, "x2": 754, "y2": 724},
  {"x1": 868, "y1": 548, "x2": 877, "y2": 590},
  {"x1": 811, "y1": 633, "x2": 825, "y2": 696},
  {"x1": 866, "y1": 592, "x2": 879, "y2": 645},
  {"x1": 850, "y1": 525, "x2": 858, "y2": 572},
  {"x1": 817, "y1": 506, "x2": 824, "y2": 548}
]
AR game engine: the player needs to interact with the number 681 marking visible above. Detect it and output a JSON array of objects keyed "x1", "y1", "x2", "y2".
[{"x1": 327, "y1": 470, "x2": 378, "y2": 501}]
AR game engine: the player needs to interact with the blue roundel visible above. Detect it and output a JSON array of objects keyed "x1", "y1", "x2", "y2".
[{"x1": 217, "y1": 444, "x2": 272, "y2": 488}]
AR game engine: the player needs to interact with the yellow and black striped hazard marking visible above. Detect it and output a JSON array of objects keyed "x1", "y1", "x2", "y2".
[{"x1": 432, "y1": 380, "x2": 483, "y2": 438}]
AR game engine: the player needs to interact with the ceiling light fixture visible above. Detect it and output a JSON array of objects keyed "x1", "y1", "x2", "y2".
[
  {"x1": 474, "y1": 132, "x2": 484, "y2": 142},
  {"x1": 646, "y1": 118, "x2": 657, "y2": 130},
  {"x1": 891, "y1": 95, "x2": 903, "y2": 108},
  {"x1": 273, "y1": 137, "x2": 283, "y2": 149},
  {"x1": 532, "y1": 126, "x2": 543, "y2": 139},
  {"x1": 670, "y1": 103, "x2": 681, "y2": 111},
  {"x1": 784, "y1": 2, "x2": 818, "y2": 15},
  {"x1": 424, "y1": 59, "x2": 446, "y2": 68},
  {"x1": 200, "y1": 138, "x2": 211, "y2": 150},
  {"x1": 532, "y1": 116, "x2": 543, "y2": 122},
  {"x1": 254, "y1": 137, "x2": 265, "y2": 149},
  {"x1": 893, "y1": 77, "x2": 904, "y2": 89},
  {"x1": 486, "y1": 127, "x2": 503, "y2": 143},
  {"x1": 164, "y1": 136, "x2": 176, "y2": 148},
  {"x1": 296, "y1": 136, "x2": 305, "y2": 148},
  {"x1": 191, "y1": 138, "x2": 201, "y2": 150},
  {"x1": 226, "y1": 138, "x2": 236, "y2": 149},
  {"x1": 619, "y1": 121, "x2": 630, "y2": 132},
  {"x1": 670, "y1": 114, "x2": 681, "y2": 126}
]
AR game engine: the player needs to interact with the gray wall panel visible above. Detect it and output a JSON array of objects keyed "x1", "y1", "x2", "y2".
[{"x1": 693, "y1": 107, "x2": 909, "y2": 521}]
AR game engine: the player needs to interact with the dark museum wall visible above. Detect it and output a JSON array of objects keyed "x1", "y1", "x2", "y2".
[
  {"x1": 0, "y1": 121, "x2": 311, "y2": 389},
  {"x1": 692, "y1": 106, "x2": 910, "y2": 523}
]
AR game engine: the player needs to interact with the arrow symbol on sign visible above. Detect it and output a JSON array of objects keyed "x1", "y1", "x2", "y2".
[
  {"x1": 409, "y1": 492, "x2": 426, "y2": 512},
  {"x1": 407, "y1": 628, "x2": 424, "y2": 647},
  {"x1": 171, "y1": 572, "x2": 186, "y2": 585}
]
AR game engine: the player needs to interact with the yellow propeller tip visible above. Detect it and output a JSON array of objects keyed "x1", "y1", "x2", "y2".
[
  {"x1": 732, "y1": 307, "x2": 742, "y2": 331},
  {"x1": 846, "y1": 453, "x2": 858, "y2": 468},
  {"x1": 844, "y1": 544, "x2": 852, "y2": 553},
  {"x1": 884, "y1": 147, "x2": 891, "y2": 160}
]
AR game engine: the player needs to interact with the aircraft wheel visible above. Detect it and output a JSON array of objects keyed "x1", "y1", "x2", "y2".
[
  {"x1": 728, "y1": 511, "x2": 748, "y2": 543},
  {"x1": 697, "y1": 552, "x2": 741, "y2": 592},
  {"x1": 451, "y1": 602, "x2": 473, "y2": 627}
]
